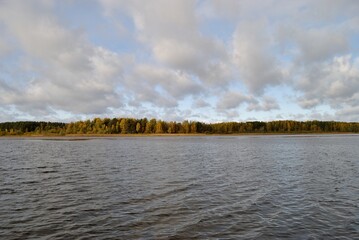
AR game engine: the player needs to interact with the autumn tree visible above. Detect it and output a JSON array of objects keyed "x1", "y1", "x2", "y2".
[
  {"x1": 136, "y1": 122, "x2": 141, "y2": 133},
  {"x1": 120, "y1": 118, "x2": 129, "y2": 134}
]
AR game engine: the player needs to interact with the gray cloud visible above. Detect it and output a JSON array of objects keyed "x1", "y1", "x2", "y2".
[
  {"x1": 247, "y1": 96, "x2": 280, "y2": 112},
  {"x1": 277, "y1": 25, "x2": 349, "y2": 65},
  {"x1": 296, "y1": 29, "x2": 348, "y2": 63},
  {"x1": 216, "y1": 91, "x2": 253, "y2": 110},
  {"x1": 199, "y1": 0, "x2": 242, "y2": 20},
  {"x1": 0, "y1": 37, "x2": 12, "y2": 58},
  {"x1": 193, "y1": 99, "x2": 211, "y2": 109},
  {"x1": 233, "y1": 21, "x2": 283, "y2": 95},
  {"x1": 298, "y1": 98, "x2": 321, "y2": 109},
  {"x1": 336, "y1": 106, "x2": 359, "y2": 121}
]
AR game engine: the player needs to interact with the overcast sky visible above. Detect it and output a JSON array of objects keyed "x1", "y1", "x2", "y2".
[{"x1": 1, "y1": 0, "x2": 359, "y2": 123}]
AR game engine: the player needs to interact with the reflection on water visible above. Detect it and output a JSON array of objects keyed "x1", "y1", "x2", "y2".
[{"x1": 1, "y1": 135, "x2": 359, "y2": 239}]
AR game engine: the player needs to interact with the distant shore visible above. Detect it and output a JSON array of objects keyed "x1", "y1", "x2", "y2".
[
  {"x1": 2, "y1": 119, "x2": 358, "y2": 136},
  {"x1": 1, "y1": 132, "x2": 358, "y2": 139}
]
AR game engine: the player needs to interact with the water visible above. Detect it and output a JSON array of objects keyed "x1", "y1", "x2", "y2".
[{"x1": 1, "y1": 135, "x2": 358, "y2": 239}]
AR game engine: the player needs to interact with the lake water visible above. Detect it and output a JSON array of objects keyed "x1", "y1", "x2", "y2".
[{"x1": 1, "y1": 135, "x2": 358, "y2": 239}]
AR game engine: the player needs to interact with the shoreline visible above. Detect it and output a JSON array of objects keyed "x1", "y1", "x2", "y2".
[{"x1": 1, "y1": 132, "x2": 358, "y2": 139}]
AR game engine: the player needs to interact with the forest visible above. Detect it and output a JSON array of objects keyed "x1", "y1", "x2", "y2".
[{"x1": 1, "y1": 118, "x2": 359, "y2": 136}]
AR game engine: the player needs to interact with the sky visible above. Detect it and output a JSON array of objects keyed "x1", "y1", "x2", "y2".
[{"x1": 0, "y1": 0, "x2": 359, "y2": 123}]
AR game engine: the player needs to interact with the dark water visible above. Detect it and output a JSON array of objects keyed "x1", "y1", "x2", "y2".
[{"x1": 1, "y1": 135, "x2": 358, "y2": 239}]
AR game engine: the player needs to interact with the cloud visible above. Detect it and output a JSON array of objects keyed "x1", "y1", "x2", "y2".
[
  {"x1": 0, "y1": 37, "x2": 12, "y2": 58},
  {"x1": 0, "y1": 1, "x2": 126, "y2": 116},
  {"x1": 100, "y1": 0, "x2": 232, "y2": 88},
  {"x1": 131, "y1": 65, "x2": 203, "y2": 98},
  {"x1": 296, "y1": 29, "x2": 348, "y2": 63},
  {"x1": 0, "y1": 107, "x2": 23, "y2": 122},
  {"x1": 124, "y1": 65, "x2": 203, "y2": 108},
  {"x1": 216, "y1": 92, "x2": 279, "y2": 112},
  {"x1": 277, "y1": 25, "x2": 349, "y2": 65},
  {"x1": 233, "y1": 20, "x2": 283, "y2": 95},
  {"x1": 216, "y1": 91, "x2": 252, "y2": 110},
  {"x1": 298, "y1": 98, "x2": 321, "y2": 109},
  {"x1": 193, "y1": 99, "x2": 211, "y2": 108},
  {"x1": 199, "y1": 0, "x2": 242, "y2": 20},
  {"x1": 308, "y1": 111, "x2": 335, "y2": 121},
  {"x1": 295, "y1": 55, "x2": 359, "y2": 110},
  {"x1": 336, "y1": 106, "x2": 359, "y2": 121},
  {"x1": 1, "y1": 0, "x2": 359, "y2": 122},
  {"x1": 247, "y1": 96, "x2": 280, "y2": 112}
]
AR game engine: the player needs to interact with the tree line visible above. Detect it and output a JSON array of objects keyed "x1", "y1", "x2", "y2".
[
  {"x1": 0, "y1": 121, "x2": 65, "y2": 136},
  {"x1": 1, "y1": 118, "x2": 359, "y2": 136}
]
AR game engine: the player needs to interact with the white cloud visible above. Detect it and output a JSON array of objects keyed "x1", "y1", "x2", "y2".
[
  {"x1": 124, "y1": 65, "x2": 203, "y2": 108},
  {"x1": 295, "y1": 55, "x2": 359, "y2": 110},
  {"x1": 0, "y1": 1, "x2": 126, "y2": 116},
  {"x1": 100, "y1": 0, "x2": 232, "y2": 88},
  {"x1": 1, "y1": 0, "x2": 359, "y2": 122}
]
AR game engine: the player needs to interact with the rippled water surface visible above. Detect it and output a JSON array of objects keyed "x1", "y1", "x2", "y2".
[{"x1": 1, "y1": 135, "x2": 359, "y2": 239}]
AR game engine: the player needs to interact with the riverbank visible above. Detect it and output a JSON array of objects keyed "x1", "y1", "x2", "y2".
[{"x1": 1, "y1": 132, "x2": 358, "y2": 139}]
